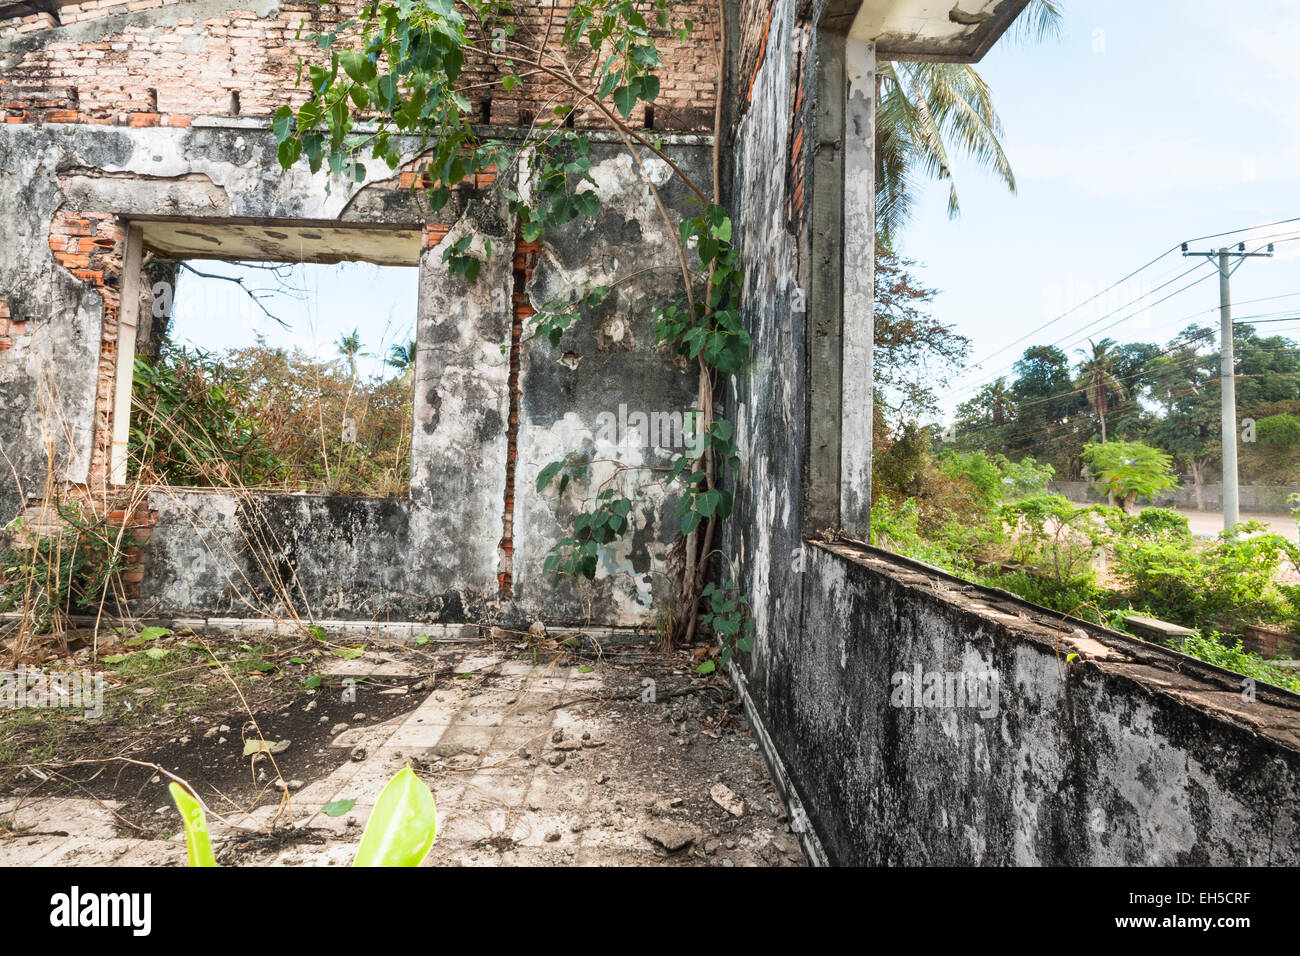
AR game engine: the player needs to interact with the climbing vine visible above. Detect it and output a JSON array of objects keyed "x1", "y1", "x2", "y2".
[{"x1": 275, "y1": 0, "x2": 750, "y2": 654}]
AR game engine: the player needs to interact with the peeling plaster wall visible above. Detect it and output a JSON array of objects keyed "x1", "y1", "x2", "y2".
[
  {"x1": 510, "y1": 142, "x2": 711, "y2": 625},
  {"x1": 0, "y1": 115, "x2": 709, "y2": 626},
  {"x1": 0, "y1": 0, "x2": 722, "y2": 624},
  {"x1": 0, "y1": 118, "x2": 435, "y2": 529},
  {"x1": 724, "y1": 0, "x2": 809, "y2": 745}
]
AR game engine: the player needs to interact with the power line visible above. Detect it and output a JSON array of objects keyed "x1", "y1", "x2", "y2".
[
  {"x1": 948, "y1": 340, "x2": 1300, "y2": 445},
  {"x1": 1236, "y1": 315, "x2": 1300, "y2": 325},
  {"x1": 942, "y1": 260, "x2": 1222, "y2": 404},
  {"x1": 947, "y1": 307, "x2": 1300, "y2": 430},
  {"x1": 1056, "y1": 235, "x2": 1300, "y2": 355},
  {"x1": 956, "y1": 369, "x2": 1300, "y2": 458},
  {"x1": 946, "y1": 217, "x2": 1300, "y2": 383},
  {"x1": 942, "y1": 234, "x2": 1300, "y2": 406}
]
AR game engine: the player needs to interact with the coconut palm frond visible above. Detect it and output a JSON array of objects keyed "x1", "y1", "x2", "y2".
[
  {"x1": 1010, "y1": 0, "x2": 1065, "y2": 44},
  {"x1": 875, "y1": 0, "x2": 1061, "y2": 242}
]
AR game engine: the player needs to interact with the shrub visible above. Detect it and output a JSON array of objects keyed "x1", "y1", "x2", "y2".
[
  {"x1": 1111, "y1": 522, "x2": 1299, "y2": 634},
  {"x1": 1125, "y1": 506, "x2": 1191, "y2": 539},
  {"x1": 1082, "y1": 440, "x2": 1177, "y2": 512},
  {"x1": 939, "y1": 451, "x2": 1054, "y2": 512},
  {"x1": 130, "y1": 344, "x2": 286, "y2": 487},
  {"x1": 975, "y1": 567, "x2": 1107, "y2": 623},
  {"x1": 0, "y1": 504, "x2": 131, "y2": 634},
  {"x1": 1257, "y1": 413, "x2": 1300, "y2": 449},
  {"x1": 1173, "y1": 630, "x2": 1300, "y2": 695},
  {"x1": 999, "y1": 492, "x2": 1102, "y2": 588}
]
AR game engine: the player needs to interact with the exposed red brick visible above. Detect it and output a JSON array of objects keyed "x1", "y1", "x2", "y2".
[
  {"x1": 498, "y1": 234, "x2": 543, "y2": 596},
  {"x1": 48, "y1": 209, "x2": 125, "y2": 490},
  {"x1": 0, "y1": 2, "x2": 719, "y2": 131},
  {"x1": 423, "y1": 224, "x2": 450, "y2": 249}
]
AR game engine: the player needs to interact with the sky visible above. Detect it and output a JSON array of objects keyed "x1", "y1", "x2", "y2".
[
  {"x1": 167, "y1": 260, "x2": 419, "y2": 381},
  {"x1": 896, "y1": 0, "x2": 1300, "y2": 421}
]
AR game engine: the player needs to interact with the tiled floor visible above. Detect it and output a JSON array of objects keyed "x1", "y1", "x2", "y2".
[{"x1": 0, "y1": 646, "x2": 808, "y2": 867}]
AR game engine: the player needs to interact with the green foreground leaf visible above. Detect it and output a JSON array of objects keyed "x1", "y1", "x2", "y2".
[
  {"x1": 168, "y1": 781, "x2": 217, "y2": 867},
  {"x1": 353, "y1": 767, "x2": 438, "y2": 867}
]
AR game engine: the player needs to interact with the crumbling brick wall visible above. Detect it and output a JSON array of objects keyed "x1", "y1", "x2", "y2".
[
  {"x1": 0, "y1": 295, "x2": 28, "y2": 351},
  {"x1": 47, "y1": 210, "x2": 126, "y2": 489},
  {"x1": 0, "y1": 1, "x2": 719, "y2": 130},
  {"x1": 737, "y1": 0, "x2": 775, "y2": 110},
  {"x1": 9, "y1": 495, "x2": 157, "y2": 601}
]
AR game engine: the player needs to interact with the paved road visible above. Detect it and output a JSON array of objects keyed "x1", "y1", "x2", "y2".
[
  {"x1": 1179, "y1": 508, "x2": 1298, "y2": 541},
  {"x1": 1069, "y1": 501, "x2": 1298, "y2": 542}
]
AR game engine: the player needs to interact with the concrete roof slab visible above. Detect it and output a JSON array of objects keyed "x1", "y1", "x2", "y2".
[{"x1": 845, "y1": 0, "x2": 1029, "y2": 62}]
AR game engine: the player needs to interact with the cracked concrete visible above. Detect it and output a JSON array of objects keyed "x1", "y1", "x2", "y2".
[{"x1": 0, "y1": 644, "x2": 807, "y2": 867}]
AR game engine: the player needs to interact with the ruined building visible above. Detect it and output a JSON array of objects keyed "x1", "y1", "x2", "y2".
[{"x1": 2, "y1": 0, "x2": 1298, "y2": 864}]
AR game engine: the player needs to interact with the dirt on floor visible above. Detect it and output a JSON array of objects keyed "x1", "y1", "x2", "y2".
[{"x1": 0, "y1": 623, "x2": 808, "y2": 867}]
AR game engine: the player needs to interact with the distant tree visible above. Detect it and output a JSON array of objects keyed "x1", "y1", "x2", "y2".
[
  {"x1": 874, "y1": 243, "x2": 971, "y2": 423},
  {"x1": 1083, "y1": 440, "x2": 1178, "y2": 513},
  {"x1": 954, "y1": 377, "x2": 1016, "y2": 452},
  {"x1": 1107, "y1": 340, "x2": 1162, "y2": 439},
  {"x1": 1008, "y1": 345, "x2": 1086, "y2": 475},
  {"x1": 387, "y1": 339, "x2": 417, "y2": 382},
  {"x1": 1147, "y1": 326, "x2": 1219, "y2": 509},
  {"x1": 1234, "y1": 325, "x2": 1300, "y2": 411},
  {"x1": 336, "y1": 329, "x2": 364, "y2": 379},
  {"x1": 1076, "y1": 337, "x2": 1126, "y2": 442}
]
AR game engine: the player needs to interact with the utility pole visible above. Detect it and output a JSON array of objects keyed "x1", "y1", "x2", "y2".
[{"x1": 1182, "y1": 241, "x2": 1274, "y2": 532}]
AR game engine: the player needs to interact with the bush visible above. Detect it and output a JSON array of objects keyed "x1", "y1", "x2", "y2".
[
  {"x1": 1173, "y1": 631, "x2": 1300, "y2": 694},
  {"x1": 1082, "y1": 440, "x2": 1177, "y2": 512},
  {"x1": 999, "y1": 492, "x2": 1103, "y2": 588},
  {"x1": 975, "y1": 567, "x2": 1107, "y2": 623},
  {"x1": 1125, "y1": 506, "x2": 1191, "y2": 539},
  {"x1": 939, "y1": 451, "x2": 1054, "y2": 512},
  {"x1": 1111, "y1": 522, "x2": 1299, "y2": 634},
  {"x1": 130, "y1": 340, "x2": 415, "y2": 496},
  {"x1": 1257, "y1": 413, "x2": 1300, "y2": 449},
  {"x1": 130, "y1": 344, "x2": 286, "y2": 487},
  {"x1": 1, "y1": 504, "x2": 132, "y2": 634}
]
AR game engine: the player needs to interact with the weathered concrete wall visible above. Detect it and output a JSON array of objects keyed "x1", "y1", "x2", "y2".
[
  {"x1": 723, "y1": 0, "x2": 809, "y2": 692},
  {"x1": 0, "y1": 107, "x2": 708, "y2": 625},
  {"x1": 720, "y1": 0, "x2": 1300, "y2": 866},
  {"x1": 511, "y1": 141, "x2": 711, "y2": 625},
  {"x1": 1050, "y1": 479, "x2": 1300, "y2": 514},
  {"x1": 775, "y1": 541, "x2": 1300, "y2": 864},
  {"x1": 0, "y1": 118, "x2": 437, "y2": 522},
  {"x1": 0, "y1": 2, "x2": 724, "y2": 626}
]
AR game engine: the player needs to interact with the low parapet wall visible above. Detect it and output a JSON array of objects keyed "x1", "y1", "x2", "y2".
[{"x1": 743, "y1": 540, "x2": 1300, "y2": 865}]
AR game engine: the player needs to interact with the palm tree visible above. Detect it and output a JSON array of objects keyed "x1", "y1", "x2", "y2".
[
  {"x1": 985, "y1": 376, "x2": 1014, "y2": 425},
  {"x1": 1077, "y1": 338, "x2": 1126, "y2": 442},
  {"x1": 387, "y1": 339, "x2": 417, "y2": 382},
  {"x1": 336, "y1": 329, "x2": 364, "y2": 379},
  {"x1": 875, "y1": 0, "x2": 1062, "y2": 244}
]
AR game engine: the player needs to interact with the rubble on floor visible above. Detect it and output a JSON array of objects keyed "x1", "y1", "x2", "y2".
[{"x1": 0, "y1": 637, "x2": 807, "y2": 867}]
